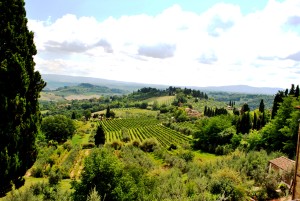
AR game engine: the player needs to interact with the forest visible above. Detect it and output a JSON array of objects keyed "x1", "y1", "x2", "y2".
[{"x1": 1, "y1": 1, "x2": 300, "y2": 201}]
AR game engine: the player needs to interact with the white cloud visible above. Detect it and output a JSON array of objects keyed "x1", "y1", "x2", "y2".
[{"x1": 28, "y1": 0, "x2": 300, "y2": 88}]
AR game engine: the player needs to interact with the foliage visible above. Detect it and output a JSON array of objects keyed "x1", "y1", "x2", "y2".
[
  {"x1": 261, "y1": 96, "x2": 300, "y2": 157},
  {"x1": 72, "y1": 147, "x2": 139, "y2": 201},
  {"x1": 0, "y1": 0, "x2": 46, "y2": 195},
  {"x1": 41, "y1": 115, "x2": 75, "y2": 142},
  {"x1": 140, "y1": 138, "x2": 159, "y2": 152},
  {"x1": 194, "y1": 115, "x2": 235, "y2": 153},
  {"x1": 86, "y1": 187, "x2": 101, "y2": 201},
  {"x1": 3, "y1": 181, "x2": 72, "y2": 201},
  {"x1": 94, "y1": 124, "x2": 105, "y2": 146}
]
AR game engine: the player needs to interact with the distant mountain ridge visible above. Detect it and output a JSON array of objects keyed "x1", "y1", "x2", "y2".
[
  {"x1": 42, "y1": 74, "x2": 282, "y2": 95},
  {"x1": 51, "y1": 83, "x2": 128, "y2": 96},
  {"x1": 42, "y1": 74, "x2": 167, "y2": 92},
  {"x1": 195, "y1": 85, "x2": 283, "y2": 95}
]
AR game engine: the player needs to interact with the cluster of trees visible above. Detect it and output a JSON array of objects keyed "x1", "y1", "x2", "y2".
[
  {"x1": 228, "y1": 100, "x2": 236, "y2": 107},
  {"x1": 167, "y1": 86, "x2": 208, "y2": 99},
  {"x1": 194, "y1": 85, "x2": 300, "y2": 158},
  {"x1": 129, "y1": 86, "x2": 209, "y2": 102},
  {"x1": 204, "y1": 106, "x2": 228, "y2": 117},
  {"x1": 209, "y1": 91, "x2": 275, "y2": 110}
]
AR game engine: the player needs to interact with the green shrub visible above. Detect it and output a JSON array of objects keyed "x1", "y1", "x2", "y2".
[
  {"x1": 112, "y1": 141, "x2": 123, "y2": 150},
  {"x1": 140, "y1": 138, "x2": 158, "y2": 152},
  {"x1": 168, "y1": 143, "x2": 177, "y2": 151},
  {"x1": 30, "y1": 182, "x2": 47, "y2": 196},
  {"x1": 178, "y1": 150, "x2": 194, "y2": 162},
  {"x1": 63, "y1": 140, "x2": 73, "y2": 151},
  {"x1": 131, "y1": 140, "x2": 140, "y2": 147},
  {"x1": 31, "y1": 165, "x2": 44, "y2": 178},
  {"x1": 48, "y1": 169, "x2": 62, "y2": 186},
  {"x1": 82, "y1": 143, "x2": 95, "y2": 149}
]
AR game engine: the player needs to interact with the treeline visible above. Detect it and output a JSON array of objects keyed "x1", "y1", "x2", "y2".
[
  {"x1": 208, "y1": 91, "x2": 274, "y2": 110},
  {"x1": 40, "y1": 86, "x2": 208, "y2": 119},
  {"x1": 193, "y1": 84, "x2": 300, "y2": 158},
  {"x1": 204, "y1": 106, "x2": 228, "y2": 117},
  {"x1": 128, "y1": 86, "x2": 208, "y2": 101},
  {"x1": 52, "y1": 83, "x2": 126, "y2": 96}
]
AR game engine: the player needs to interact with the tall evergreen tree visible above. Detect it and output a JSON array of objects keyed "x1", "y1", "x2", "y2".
[
  {"x1": 105, "y1": 105, "x2": 111, "y2": 118},
  {"x1": 237, "y1": 112, "x2": 251, "y2": 134},
  {"x1": 289, "y1": 84, "x2": 295, "y2": 96},
  {"x1": 95, "y1": 125, "x2": 105, "y2": 146},
  {"x1": 259, "y1": 99, "x2": 265, "y2": 113},
  {"x1": 253, "y1": 112, "x2": 257, "y2": 130},
  {"x1": 0, "y1": 0, "x2": 46, "y2": 196},
  {"x1": 284, "y1": 88, "x2": 289, "y2": 96},
  {"x1": 271, "y1": 91, "x2": 285, "y2": 119},
  {"x1": 241, "y1": 103, "x2": 250, "y2": 115},
  {"x1": 295, "y1": 85, "x2": 299, "y2": 98}
]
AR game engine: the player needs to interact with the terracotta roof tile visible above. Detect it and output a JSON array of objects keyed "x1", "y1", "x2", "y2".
[{"x1": 269, "y1": 156, "x2": 295, "y2": 171}]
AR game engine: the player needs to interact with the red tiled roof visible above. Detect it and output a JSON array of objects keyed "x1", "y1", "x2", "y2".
[{"x1": 269, "y1": 156, "x2": 295, "y2": 171}]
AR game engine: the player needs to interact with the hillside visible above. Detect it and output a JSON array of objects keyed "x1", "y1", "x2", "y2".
[
  {"x1": 42, "y1": 74, "x2": 282, "y2": 95},
  {"x1": 41, "y1": 83, "x2": 129, "y2": 101},
  {"x1": 4, "y1": 84, "x2": 299, "y2": 201},
  {"x1": 195, "y1": 85, "x2": 283, "y2": 95},
  {"x1": 42, "y1": 74, "x2": 167, "y2": 91}
]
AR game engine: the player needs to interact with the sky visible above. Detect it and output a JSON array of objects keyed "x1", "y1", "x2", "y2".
[{"x1": 24, "y1": 0, "x2": 300, "y2": 88}]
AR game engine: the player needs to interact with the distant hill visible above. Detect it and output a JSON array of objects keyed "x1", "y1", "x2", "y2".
[
  {"x1": 42, "y1": 74, "x2": 167, "y2": 91},
  {"x1": 52, "y1": 83, "x2": 128, "y2": 96},
  {"x1": 194, "y1": 85, "x2": 282, "y2": 95},
  {"x1": 42, "y1": 74, "x2": 282, "y2": 95}
]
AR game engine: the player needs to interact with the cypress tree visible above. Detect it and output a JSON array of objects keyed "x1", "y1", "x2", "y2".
[
  {"x1": 289, "y1": 84, "x2": 295, "y2": 96},
  {"x1": 295, "y1": 85, "x2": 299, "y2": 98},
  {"x1": 259, "y1": 99, "x2": 265, "y2": 113},
  {"x1": 105, "y1": 105, "x2": 111, "y2": 118},
  {"x1": 253, "y1": 112, "x2": 257, "y2": 130},
  {"x1": 271, "y1": 91, "x2": 284, "y2": 119},
  {"x1": 0, "y1": 0, "x2": 46, "y2": 196},
  {"x1": 95, "y1": 125, "x2": 105, "y2": 146}
]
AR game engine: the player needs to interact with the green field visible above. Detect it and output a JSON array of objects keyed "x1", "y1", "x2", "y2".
[
  {"x1": 145, "y1": 95, "x2": 175, "y2": 106},
  {"x1": 93, "y1": 108, "x2": 159, "y2": 118}
]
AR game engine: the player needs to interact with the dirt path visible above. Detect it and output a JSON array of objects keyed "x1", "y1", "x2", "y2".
[{"x1": 70, "y1": 149, "x2": 91, "y2": 179}]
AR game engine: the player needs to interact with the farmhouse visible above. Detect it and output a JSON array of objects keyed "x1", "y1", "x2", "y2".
[{"x1": 269, "y1": 156, "x2": 295, "y2": 186}]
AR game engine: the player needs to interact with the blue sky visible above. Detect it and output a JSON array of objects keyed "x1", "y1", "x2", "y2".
[
  {"x1": 25, "y1": 0, "x2": 300, "y2": 88},
  {"x1": 25, "y1": 0, "x2": 270, "y2": 21}
]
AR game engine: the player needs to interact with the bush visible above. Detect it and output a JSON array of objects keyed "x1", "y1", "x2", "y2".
[
  {"x1": 168, "y1": 144, "x2": 177, "y2": 151},
  {"x1": 30, "y1": 182, "x2": 47, "y2": 196},
  {"x1": 131, "y1": 140, "x2": 140, "y2": 147},
  {"x1": 82, "y1": 143, "x2": 95, "y2": 149},
  {"x1": 178, "y1": 150, "x2": 194, "y2": 162},
  {"x1": 140, "y1": 138, "x2": 158, "y2": 152},
  {"x1": 63, "y1": 140, "x2": 73, "y2": 151},
  {"x1": 31, "y1": 165, "x2": 44, "y2": 178},
  {"x1": 110, "y1": 140, "x2": 123, "y2": 150},
  {"x1": 48, "y1": 169, "x2": 62, "y2": 186}
]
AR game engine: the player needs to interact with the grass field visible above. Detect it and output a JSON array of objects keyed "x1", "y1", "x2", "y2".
[
  {"x1": 145, "y1": 96, "x2": 175, "y2": 106},
  {"x1": 193, "y1": 150, "x2": 221, "y2": 164},
  {"x1": 93, "y1": 108, "x2": 159, "y2": 118},
  {"x1": 39, "y1": 92, "x2": 65, "y2": 101}
]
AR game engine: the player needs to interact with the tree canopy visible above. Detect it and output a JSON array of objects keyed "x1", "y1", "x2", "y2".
[
  {"x1": 0, "y1": 0, "x2": 46, "y2": 196},
  {"x1": 41, "y1": 115, "x2": 75, "y2": 143}
]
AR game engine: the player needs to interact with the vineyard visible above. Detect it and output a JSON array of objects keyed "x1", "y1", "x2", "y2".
[{"x1": 100, "y1": 118, "x2": 192, "y2": 148}]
